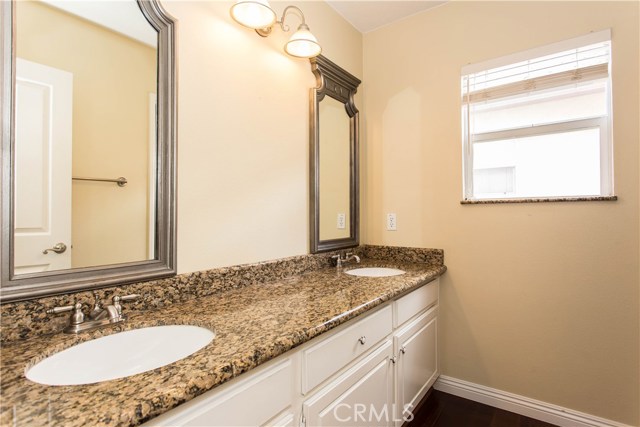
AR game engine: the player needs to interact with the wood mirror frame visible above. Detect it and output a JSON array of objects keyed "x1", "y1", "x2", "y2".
[{"x1": 309, "y1": 55, "x2": 361, "y2": 253}]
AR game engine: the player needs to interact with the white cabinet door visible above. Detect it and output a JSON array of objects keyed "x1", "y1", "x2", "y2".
[
  {"x1": 304, "y1": 341, "x2": 394, "y2": 427},
  {"x1": 394, "y1": 306, "x2": 438, "y2": 426}
]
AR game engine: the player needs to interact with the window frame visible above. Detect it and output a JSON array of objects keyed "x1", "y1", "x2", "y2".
[{"x1": 461, "y1": 30, "x2": 614, "y2": 202}]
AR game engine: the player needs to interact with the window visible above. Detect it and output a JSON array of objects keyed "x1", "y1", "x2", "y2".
[{"x1": 461, "y1": 30, "x2": 613, "y2": 201}]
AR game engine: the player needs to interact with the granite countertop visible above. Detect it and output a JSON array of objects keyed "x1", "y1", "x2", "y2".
[{"x1": 0, "y1": 258, "x2": 446, "y2": 427}]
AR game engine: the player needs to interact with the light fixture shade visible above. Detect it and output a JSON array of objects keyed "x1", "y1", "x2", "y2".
[
  {"x1": 284, "y1": 24, "x2": 322, "y2": 58},
  {"x1": 230, "y1": 0, "x2": 276, "y2": 29}
]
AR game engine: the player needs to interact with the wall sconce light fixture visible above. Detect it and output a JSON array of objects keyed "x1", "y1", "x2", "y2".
[{"x1": 230, "y1": 1, "x2": 322, "y2": 58}]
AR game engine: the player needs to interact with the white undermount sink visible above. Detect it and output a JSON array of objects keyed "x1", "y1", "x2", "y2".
[
  {"x1": 26, "y1": 325, "x2": 215, "y2": 386},
  {"x1": 345, "y1": 267, "x2": 406, "y2": 277}
]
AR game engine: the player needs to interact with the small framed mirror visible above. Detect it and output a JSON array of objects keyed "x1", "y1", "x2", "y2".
[
  {"x1": 1, "y1": 0, "x2": 176, "y2": 302},
  {"x1": 309, "y1": 55, "x2": 361, "y2": 253}
]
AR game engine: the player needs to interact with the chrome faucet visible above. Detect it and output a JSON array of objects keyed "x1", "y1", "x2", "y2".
[
  {"x1": 47, "y1": 293, "x2": 140, "y2": 334},
  {"x1": 331, "y1": 252, "x2": 361, "y2": 269}
]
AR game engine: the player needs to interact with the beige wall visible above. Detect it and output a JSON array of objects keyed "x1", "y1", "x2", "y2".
[
  {"x1": 16, "y1": 1, "x2": 156, "y2": 268},
  {"x1": 161, "y1": 1, "x2": 362, "y2": 272},
  {"x1": 363, "y1": 1, "x2": 639, "y2": 424}
]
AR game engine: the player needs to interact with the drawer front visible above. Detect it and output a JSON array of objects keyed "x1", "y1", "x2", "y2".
[
  {"x1": 303, "y1": 305, "x2": 393, "y2": 393},
  {"x1": 394, "y1": 278, "x2": 439, "y2": 328},
  {"x1": 148, "y1": 358, "x2": 293, "y2": 427}
]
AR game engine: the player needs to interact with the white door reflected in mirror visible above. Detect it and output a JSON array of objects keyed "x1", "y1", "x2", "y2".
[{"x1": 14, "y1": 59, "x2": 72, "y2": 274}]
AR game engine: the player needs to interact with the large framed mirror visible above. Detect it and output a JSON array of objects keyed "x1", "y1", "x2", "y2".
[
  {"x1": 309, "y1": 55, "x2": 361, "y2": 253},
  {"x1": 1, "y1": 0, "x2": 176, "y2": 302}
]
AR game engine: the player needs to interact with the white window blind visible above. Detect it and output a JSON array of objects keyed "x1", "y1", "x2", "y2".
[{"x1": 462, "y1": 36, "x2": 610, "y2": 104}]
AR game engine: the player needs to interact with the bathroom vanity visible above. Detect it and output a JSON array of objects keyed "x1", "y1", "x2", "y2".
[
  {"x1": 0, "y1": 246, "x2": 446, "y2": 427},
  {"x1": 145, "y1": 277, "x2": 439, "y2": 427}
]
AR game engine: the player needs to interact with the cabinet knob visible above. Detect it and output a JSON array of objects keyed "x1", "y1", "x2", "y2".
[
  {"x1": 400, "y1": 346, "x2": 406, "y2": 354},
  {"x1": 358, "y1": 336, "x2": 366, "y2": 345},
  {"x1": 390, "y1": 356, "x2": 397, "y2": 364}
]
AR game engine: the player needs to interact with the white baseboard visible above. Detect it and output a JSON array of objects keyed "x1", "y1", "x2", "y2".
[{"x1": 434, "y1": 375, "x2": 634, "y2": 427}]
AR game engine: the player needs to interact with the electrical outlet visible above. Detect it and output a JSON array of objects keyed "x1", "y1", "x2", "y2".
[
  {"x1": 386, "y1": 213, "x2": 397, "y2": 231},
  {"x1": 337, "y1": 213, "x2": 346, "y2": 229}
]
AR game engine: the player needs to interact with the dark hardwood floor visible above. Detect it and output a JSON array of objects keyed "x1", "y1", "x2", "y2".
[{"x1": 406, "y1": 389, "x2": 559, "y2": 427}]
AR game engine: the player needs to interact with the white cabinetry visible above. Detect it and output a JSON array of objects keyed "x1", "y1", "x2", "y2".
[
  {"x1": 303, "y1": 341, "x2": 394, "y2": 427},
  {"x1": 394, "y1": 306, "x2": 438, "y2": 426},
  {"x1": 144, "y1": 278, "x2": 440, "y2": 427}
]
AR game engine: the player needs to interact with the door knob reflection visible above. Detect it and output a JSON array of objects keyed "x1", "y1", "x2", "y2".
[{"x1": 43, "y1": 243, "x2": 67, "y2": 255}]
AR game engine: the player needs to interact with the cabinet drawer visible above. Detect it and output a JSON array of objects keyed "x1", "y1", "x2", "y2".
[
  {"x1": 302, "y1": 305, "x2": 392, "y2": 393},
  {"x1": 146, "y1": 358, "x2": 292, "y2": 427},
  {"x1": 394, "y1": 278, "x2": 438, "y2": 328}
]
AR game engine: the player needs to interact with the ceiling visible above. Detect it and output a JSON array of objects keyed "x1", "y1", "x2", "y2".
[{"x1": 325, "y1": 1, "x2": 447, "y2": 33}]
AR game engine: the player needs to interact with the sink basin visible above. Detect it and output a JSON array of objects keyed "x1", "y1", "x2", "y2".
[
  {"x1": 26, "y1": 325, "x2": 215, "y2": 386},
  {"x1": 345, "y1": 267, "x2": 405, "y2": 277}
]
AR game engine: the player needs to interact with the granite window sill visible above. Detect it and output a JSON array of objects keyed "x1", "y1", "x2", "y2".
[{"x1": 460, "y1": 196, "x2": 618, "y2": 205}]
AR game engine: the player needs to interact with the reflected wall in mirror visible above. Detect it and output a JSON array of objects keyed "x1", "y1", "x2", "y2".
[
  {"x1": 309, "y1": 55, "x2": 361, "y2": 253},
  {"x1": 15, "y1": 0, "x2": 157, "y2": 272},
  {"x1": 319, "y1": 96, "x2": 350, "y2": 240},
  {"x1": 1, "y1": 0, "x2": 177, "y2": 302}
]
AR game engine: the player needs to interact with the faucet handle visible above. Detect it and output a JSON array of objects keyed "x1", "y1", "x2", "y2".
[
  {"x1": 112, "y1": 294, "x2": 140, "y2": 317},
  {"x1": 46, "y1": 302, "x2": 86, "y2": 325},
  {"x1": 46, "y1": 304, "x2": 76, "y2": 315},
  {"x1": 113, "y1": 294, "x2": 140, "y2": 305},
  {"x1": 46, "y1": 301, "x2": 84, "y2": 314},
  {"x1": 118, "y1": 294, "x2": 140, "y2": 302}
]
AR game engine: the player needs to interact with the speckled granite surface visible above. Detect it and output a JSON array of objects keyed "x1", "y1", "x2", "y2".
[
  {"x1": 0, "y1": 250, "x2": 349, "y2": 343},
  {"x1": 0, "y1": 247, "x2": 445, "y2": 427},
  {"x1": 460, "y1": 195, "x2": 617, "y2": 204},
  {"x1": 362, "y1": 245, "x2": 444, "y2": 265},
  {"x1": 0, "y1": 246, "x2": 443, "y2": 343}
]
